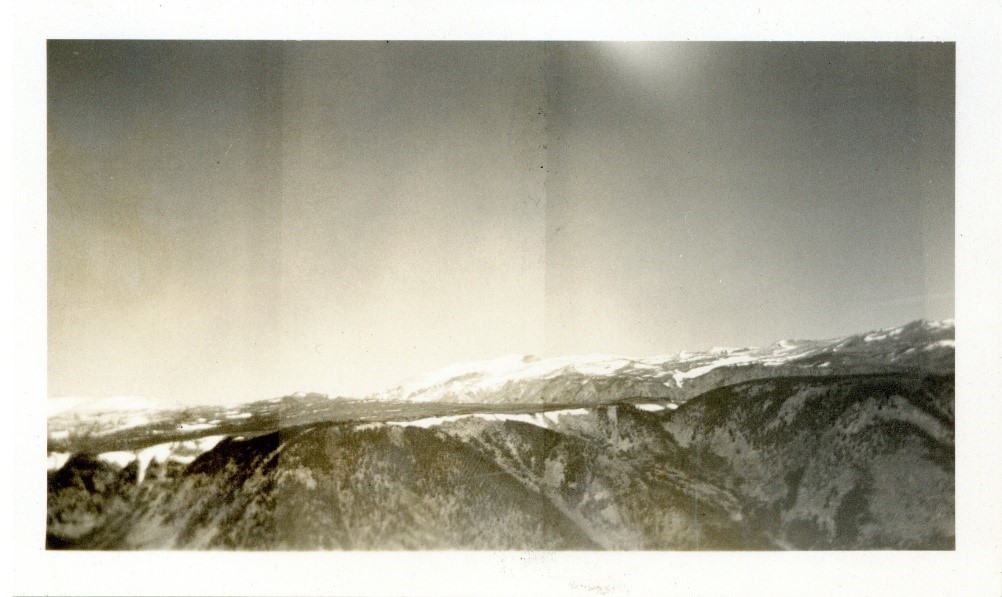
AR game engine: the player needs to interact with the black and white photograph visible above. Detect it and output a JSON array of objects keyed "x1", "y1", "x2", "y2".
[
  {"x1": 8, "y1": 2, "x2": 1002, "y2": 595},
  {"x1": 45, "y1": 40, "x2": 956, "y2": 551}
]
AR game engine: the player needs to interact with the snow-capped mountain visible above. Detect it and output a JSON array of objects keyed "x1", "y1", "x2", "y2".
[
  {"x1": 47, "y1": 319, "x2": 953, "y2": 455},
  {"x1": 46, "y1": 318, "x2": 955, "y2": 551},
  {"x1": 372, "y1": 319, "x2": 954, "y2": 405}
]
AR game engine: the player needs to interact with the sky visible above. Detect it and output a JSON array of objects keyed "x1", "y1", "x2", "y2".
[{"x1": 47, "y1": 41, "x2": 954, "y2": 404}]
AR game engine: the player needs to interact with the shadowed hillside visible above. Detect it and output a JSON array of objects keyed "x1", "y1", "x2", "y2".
[{"x1": 48, "y1": 371, "x2": 954, "y2": 550}]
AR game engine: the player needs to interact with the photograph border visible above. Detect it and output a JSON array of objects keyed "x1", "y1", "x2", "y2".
[{"x1": 9, "y1": 1, "x2": 1001, "y2": 595}]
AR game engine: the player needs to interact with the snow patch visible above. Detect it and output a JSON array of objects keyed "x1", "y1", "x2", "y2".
[
  {"x1": 672, "y1": 354, "x2": 757, "y2": 384},
  {"x1": 98, "y1": 451, "x2": 137, "y2": 468},
  {"x1": 47, "y1": 452, "x2": 72, "y2": 471},
  {"x1": 177, "y1": 422, "x2": 218, "y2": 432},
  {"x1": 375, "y1": 408, "x2": 592, "y2": 431},
  {"x1": 94, "y1": 434, "x2": 228, "y2": 482},
  {"x1": 189, "y1": 434, "x2": 227, "y2": 452},
  {"x1": 633, "y1": 403, "x2": 676, "y2": 412},
  {"x1": 924, "y1": 339, "x2": 955, "y2": 350},
  {"x1": 926, "y1": 319, "x2": 954, "y2": 330}
]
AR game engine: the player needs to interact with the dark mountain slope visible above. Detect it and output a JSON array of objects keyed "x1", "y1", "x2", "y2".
[
  {"x1": 47, "y1": 372, "x2": 954, "y2": 550},
  {"x1": 441, "y1": 410, "x2": 768, "y2": 549},
  {"x1": 660, "y1": 373, "x2": 954, "y2": 549},
  {"x1": 59, "y1": 426, "x2": 604, "y2": 550}
]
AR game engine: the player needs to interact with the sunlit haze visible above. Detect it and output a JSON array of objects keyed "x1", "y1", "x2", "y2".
[{"x1": 48, "y1": 41, "x2": 954, "y2": 405}]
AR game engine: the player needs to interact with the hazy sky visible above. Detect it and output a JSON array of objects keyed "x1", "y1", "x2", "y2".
[{"x1": 48, "y1": 41, "x2": 954, "y2": 404}]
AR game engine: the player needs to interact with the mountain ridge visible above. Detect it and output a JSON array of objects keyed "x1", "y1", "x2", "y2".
[
  {"x1": 47, "y1": 370, "x2": 954, "y2": 550},
  {"x1": 47, "y1": 318, "x2": 954, "y2": 456}
]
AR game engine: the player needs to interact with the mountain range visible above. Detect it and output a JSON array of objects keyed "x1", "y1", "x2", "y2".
[{"x1": 46, "y1": 319, "x2": 955, "y2": 550}]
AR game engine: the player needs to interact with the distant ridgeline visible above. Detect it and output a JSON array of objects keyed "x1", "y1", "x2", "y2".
[{"x1": 47, "y1": 319, "x2": 954, "y2": 550}]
